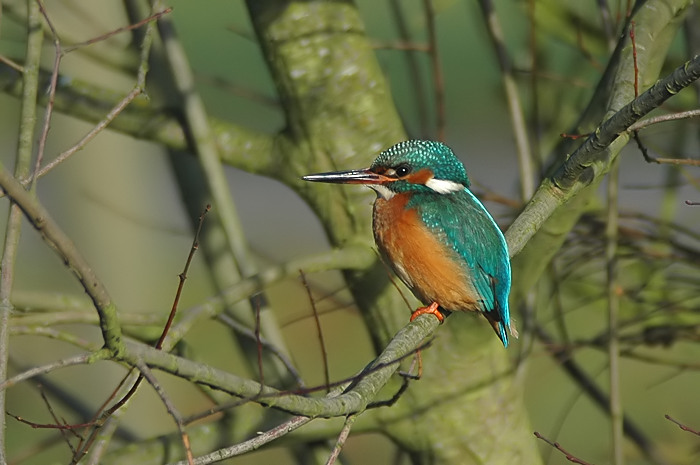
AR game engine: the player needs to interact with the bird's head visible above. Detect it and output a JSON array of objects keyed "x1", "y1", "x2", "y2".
[{"x1": 303, "y1": 140, "x2": 470, "y2": 199}]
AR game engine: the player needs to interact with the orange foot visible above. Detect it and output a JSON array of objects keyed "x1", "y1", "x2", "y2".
[{"x1": 410, "y1": 302, "x2": 445, "y2": 323}]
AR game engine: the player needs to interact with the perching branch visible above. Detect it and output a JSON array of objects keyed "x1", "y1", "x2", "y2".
[{"x1": 118, "y1": 314, "x2": 440, "y2": 417}]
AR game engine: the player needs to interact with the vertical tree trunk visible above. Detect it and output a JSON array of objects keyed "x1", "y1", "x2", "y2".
[{"x1": 246, "y1": 1, "x2": 542, "y2": 463}]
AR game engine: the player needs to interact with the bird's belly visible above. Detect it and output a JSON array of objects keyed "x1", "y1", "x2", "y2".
[{"x1": 373, "y1": 197, "x2": 478, "y2": 312}]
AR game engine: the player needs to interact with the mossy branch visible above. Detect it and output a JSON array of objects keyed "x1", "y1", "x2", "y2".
[
  {"x1": 0, "y1": 163, "x2": 124, "y2": 356},
  {"x1": 0, "y1": 3, "x2": 45, "y2": 458},
  {"x1": 117, "y1": 314, "x2": 439, "y2": 417},
  {"x1": 0, "y1": 64, "x2": 276, "y2": 177},
  {"x1": 508, "y1": 54, "x2": 700, "y2": 256},
  {"x1": 509, "y1": 0, "x2": 696, "y2": 307}
]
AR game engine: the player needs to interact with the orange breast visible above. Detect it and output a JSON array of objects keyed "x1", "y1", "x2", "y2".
[{"x1": 373, "y1": 194, "x2": 479, "y2": 312}]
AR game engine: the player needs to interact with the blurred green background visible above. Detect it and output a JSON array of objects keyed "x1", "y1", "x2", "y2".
[{"x1": 1, "y1": 1, "x2": 699, "y2": 464}]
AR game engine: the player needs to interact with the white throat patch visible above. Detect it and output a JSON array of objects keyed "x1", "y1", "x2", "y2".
[
  {"x1": 425, "y1": 178, "x2": 465, "y2": 194},
  {"x1": 369, "y1": 184, "x2": 395, "y2": 200}
]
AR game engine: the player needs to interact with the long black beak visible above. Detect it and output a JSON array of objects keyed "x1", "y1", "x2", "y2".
[{"x1": 302, "y1": 169, "x2": 388, "y2": 185}]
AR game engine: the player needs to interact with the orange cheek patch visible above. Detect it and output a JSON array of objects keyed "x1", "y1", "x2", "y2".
[{"x1": 406, "y1": 168, "x2": 434, "y2": 185}]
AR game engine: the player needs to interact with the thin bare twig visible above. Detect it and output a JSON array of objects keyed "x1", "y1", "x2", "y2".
[
  {"x1": 0, "y1": 3, "x2": 45, "y2": 459},
  {"x1": 422, "y1": 0, "x2": 445, "y2": 141},
  {"x1": 628, "y1": 109, "x2": 700, "y2": 132},
  {"x1": 24, "y1": 7, "x2": 177, "y2": 460},
  {"x1": 7, "y1": 411, "x2": 95, "y2": 431},
  {"x1": 664, "y1": 414, "x2": 700, "y2": 436},
  {"x1": 272, "y1": 338, "x2": 432, "y2": 399},
  {"x1": 630, "y1": 21, "x2": 639, "y2": 98},
  {"x1": 526, "y1": 0, "x2": 542, "y2": 178},
  {"x1": 8, "y1": 9, "x2": 163, "y2": 459},
  {"x1": 389, "y1": 0, "x2": 430, "y2": 137},
  {"x1": 33, "y1": 7, "x2": 172, "y2": 181},
  {"x1": 63, "y1": 8, "x2": 172, "y2": 53},
  {"x1": 632, "y1": 124, "x2": 700, "y2": 166},
  {"x1": 32, "y1": 0, "x2": 62, "y2": 186},
  {"x1": 477, "y1": 0, "x2": 535, "y2": 199},
  {"x1": 10, "y1": 326, "x2": 97, "y2": 350},
  {"x1": 217, "y1": 313, "x2": 304, "y2": 388},
  {"x1": 534, "y1": 325, "x2": 666, "y2": 464},
  {"x1": 597, "y1": 0, "x2": 616, "y2": 49},
  {"x1": 0, "y1": 54, "x2": 24, "y2": 72},
  {"x1": 136, "y1": 361, "x2": 194, "y2": 465},
  {"x1": 534, "y1": 431, "x2": 595, "y2": 465},
  {"x1": 34, "y1": 87, "x2": 142, "y2": 179},
  {"x1": 0, "y1": 352, "x2": 107, "y2": 391},
  {"x1": 254, "y1": 293, "x2": 265, "y2": 391},
  {"x1": 182, "y1": 397, "x2": 250, "y2": 426},
  {"x1": 372, "y1": 40, "x2": 430, "y2": 52},
  {"x1": 39, "y1": 387, "x2": 82, "y2": 453},
  {"x1": 300, "y1": 270, "x2": 330, "y2": 393},
  {"x1": 367, "y1": 373, "x2": 413, "y2": 409},
  {"x1": 169, "y1": 416, "x2": 313, "y2": 465},
  {"x1": 78, "y1": 370, "x2": 141, "y2": 464},
  {"x1": 606, "y1": 161, "x2": 624, "y2": 465},
  {"x1": 68, "y1": 369, "x2": 138, "y2": 463},
  {"x1": 169, "y1": 336, "x2": 429, "y2": 465},
  {"x1": 325, "y1": 414, "x2": 357, "y2": 465},
  {"x1": 183, "y1": 308, "x2": 416, "y2": 427},
  {"x1": 158, "y1": 204, "x2": 210, "y2": 350},
  {"x1": 73, "y1": 202, "x2": 209, "y2": 460}
]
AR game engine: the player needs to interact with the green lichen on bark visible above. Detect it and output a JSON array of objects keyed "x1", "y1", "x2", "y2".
[{"x1": 246, "y1": 1, "x2": 541, "y2": 463}]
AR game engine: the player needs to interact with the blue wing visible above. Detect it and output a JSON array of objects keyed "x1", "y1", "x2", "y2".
[{"x1": 411, "y1": 190, "x2": 511, "y2": 345}]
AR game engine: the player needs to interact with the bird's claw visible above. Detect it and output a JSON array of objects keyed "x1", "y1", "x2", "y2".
[{"x1": 410, "y1": 302, "x2": 445, "y2": 323}]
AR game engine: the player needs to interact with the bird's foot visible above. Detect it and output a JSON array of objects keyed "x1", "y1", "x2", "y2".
[{"x1": 410, "y1": 302, "x2": 445, "y2": 323}]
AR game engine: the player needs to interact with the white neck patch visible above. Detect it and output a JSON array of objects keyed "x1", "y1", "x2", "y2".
[
  {"x1": 425, "y1": 178, "x2": 465, "y2": 194},
  {"x1": 369, "y1": 184, "x2": 395, "y2": 200}
]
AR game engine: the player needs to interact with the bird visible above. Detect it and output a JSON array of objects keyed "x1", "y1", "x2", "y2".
[{"x1": 302, "y1": 140, "x2": 513, "y2": 347}]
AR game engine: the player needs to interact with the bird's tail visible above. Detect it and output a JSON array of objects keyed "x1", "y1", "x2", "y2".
[{"x1": 485, "y1": 313, "x2": 517, "y2": 348}]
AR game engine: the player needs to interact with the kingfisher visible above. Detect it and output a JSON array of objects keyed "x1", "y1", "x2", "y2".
[{"x1": 303, "y1": 140, "x2": 513, "y2": 347}]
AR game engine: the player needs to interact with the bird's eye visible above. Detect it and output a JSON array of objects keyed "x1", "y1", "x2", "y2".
[{"x1": 395, "y1": 164, "x2": 412, "y2": 177}]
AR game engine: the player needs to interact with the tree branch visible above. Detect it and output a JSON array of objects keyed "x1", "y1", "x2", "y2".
[
  {"x1": 0, "y1": 162, "x2": 124, "y2": 356},
  {"x1": 0, "y1": 64, "x2": 276, "y2": 177},
  {"x1": 509, "y1": 0, "x2": 696, "y2": 310},
  {"x1": 0, "y1": 2, "x2": 45, "y2": 460},
  {"x1": 509, "y1": 53, "x2": 700, "y2": 257},
  {"x1": 119, "y1": 315, "x2": 440, "y2": 417}
]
